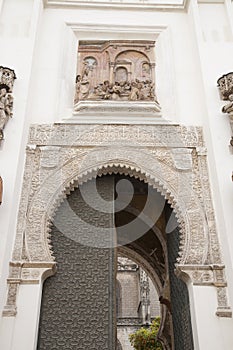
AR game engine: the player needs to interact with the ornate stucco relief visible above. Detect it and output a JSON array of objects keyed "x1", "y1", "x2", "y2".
[{"x1": 2, "y1": 123, "x2": 231, "y2": 318}]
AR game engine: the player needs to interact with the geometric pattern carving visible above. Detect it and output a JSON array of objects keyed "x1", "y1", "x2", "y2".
[
  {"x1": 3, "y1": 123, "x2": 231, "y2": 318},
  {"x1": 37, "y1": 177, "x2": 116, "y2": 350}
]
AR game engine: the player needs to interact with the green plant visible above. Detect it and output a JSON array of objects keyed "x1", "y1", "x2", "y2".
[{"x1": 129, "y1": 317, "x2": 162, "y2": 350}]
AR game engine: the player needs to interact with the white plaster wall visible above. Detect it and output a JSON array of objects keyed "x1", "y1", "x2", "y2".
[
  {"x1": 191, "y1": 285, "x2": 233, "y2": 350},
  {"x1": 189, "y1": 0, "x2": 233, "y2": 324},
  {"x1": 0, "y1": 0, "x2": 43, "y2": 318},
  {"x1": 0, "y1": 283, "x2": 43, "y2": 350},
  {"x1": 26, "y1": 7, "x2": 206, "y2": 124},
  {"x1": 0, "y1": 0, "x2": 233, "y2": 349}
]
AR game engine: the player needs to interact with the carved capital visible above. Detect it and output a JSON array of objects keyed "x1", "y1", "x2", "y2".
[
  {"x1": 175, "y1": 265, "x2": 214, "y2": 285},
  {"x1": 175, "y1": 264, "x2": 227, "y2": 286}
]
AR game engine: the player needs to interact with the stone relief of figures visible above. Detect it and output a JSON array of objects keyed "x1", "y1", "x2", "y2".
[
  {"x1": 0, "y1": 66, "x2": 16, "y2": 142},
  {"x1": 217, "y1": 72, "x2": 233, "y2": 154},
  {"x1": 75, "y1": 41, "x2": 159, "y2": 104},
  {"x1": 218, "y1": 72, "x2": 233, "y2": 115},
  {"x1": 75, "y1": 76, "x2": 156, "y2": 103},
  {"x1": 90, "y1": 79, "x2": 156, "y2": 102}
]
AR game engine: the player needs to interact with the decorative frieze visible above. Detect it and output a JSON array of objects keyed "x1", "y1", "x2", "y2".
[
  {"x1": 28, "y1": 124, "x2": 203, "y2": 148},
  {"x1": 0, "y1": 66, "x2": 16, "y2": 143}
]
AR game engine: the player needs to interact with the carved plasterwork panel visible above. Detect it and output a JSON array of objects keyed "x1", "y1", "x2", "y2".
[{"x1": 3, "y1": 123, "x2": 231, "y2": 318}]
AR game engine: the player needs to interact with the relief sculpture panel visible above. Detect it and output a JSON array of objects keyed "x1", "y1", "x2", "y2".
[{"x1": 74, "y1": 41, "x2": 159, "y2": 108}]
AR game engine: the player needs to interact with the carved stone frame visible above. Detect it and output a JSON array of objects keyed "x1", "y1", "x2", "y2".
[{"x1": 2, "y1": 123, "x2": 232, "y2": 318}]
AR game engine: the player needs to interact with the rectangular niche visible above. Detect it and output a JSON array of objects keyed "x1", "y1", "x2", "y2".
[{"x1": 73, "y1": 40, "x2": 162, "y2": 121}]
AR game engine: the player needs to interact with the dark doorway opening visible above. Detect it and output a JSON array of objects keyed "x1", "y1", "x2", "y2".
[{"x1": 37, "y1": 174, "x2": 194, "y2": 350}]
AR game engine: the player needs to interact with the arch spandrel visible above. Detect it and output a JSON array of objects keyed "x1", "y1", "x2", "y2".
[{"x1": 3, "y1": 123, "x2": 231, "y2": 318}]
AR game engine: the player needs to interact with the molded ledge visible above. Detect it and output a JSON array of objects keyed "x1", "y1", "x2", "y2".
[{"x1": 64, "y1": 100, "x2": 168, "y2": 124}]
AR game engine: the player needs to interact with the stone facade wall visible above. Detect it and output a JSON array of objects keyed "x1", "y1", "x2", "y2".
[
  {"x1": 149, "y1": 279, "x2": 161, "y2": 317},
  {"x1": 1, "y1": 1, "x2": 233, "y2": 350},
  {"x1": 117, "y1": 263, "x2": 160, "y2": 350},
  {"x1": 118, "y1": 271, "x2": 139, "y2": 318}
]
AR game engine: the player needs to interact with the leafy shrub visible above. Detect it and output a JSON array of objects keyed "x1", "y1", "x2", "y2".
[{"x1": 129, "y1": 317, "x2": 162, "y2": 350}]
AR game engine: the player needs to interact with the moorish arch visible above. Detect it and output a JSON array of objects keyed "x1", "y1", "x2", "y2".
[
  {"x1": 2, "y1": 123, "x2": 231, "y2": 324},
  {"x1": 37, "y1": 173, "x2": 191, "y2": 349}
]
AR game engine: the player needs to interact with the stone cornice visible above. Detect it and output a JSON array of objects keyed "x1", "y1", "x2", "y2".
[{"x1": 43, "y1": 0, "x2": 187, "y2": 11}]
